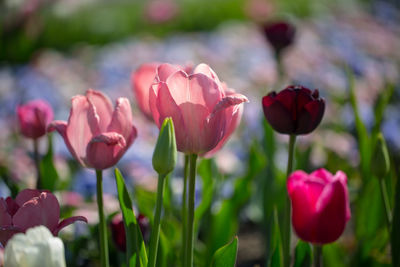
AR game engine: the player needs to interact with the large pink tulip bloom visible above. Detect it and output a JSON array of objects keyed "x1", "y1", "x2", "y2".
[
  {"x1": 17, "y1": 99, "x2": 54, "y2": 139},
  {"x1": 149, "y1": 63, "x2": 248, "y2": 154},
  {"x1": 0, "y1": 189, "x2": 87, "y2": 246},
  {"x1": 287, "y1": 169, "x2": 351, "y2": 244},
  {"x1": 49, "y1": 89, "x2": 137, "y2": 170}
]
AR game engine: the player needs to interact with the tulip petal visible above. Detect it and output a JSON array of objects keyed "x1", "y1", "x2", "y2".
[
  {"x1": 210, "y1": 92, "x2": 248, "y2": 118},
  {"x1": 15, "y1": 189, "x2": 42, "y2": 207},
  {"x1": 149, "y1": 83, "x2": 161, "y2": 127},
  {"x1": 86, "y1": 132, "x2": 127, "y2": 170},
  {"x1": 65, "y1": 95, "x2": 94, "y2": 166},
  {"x1": 192, "y1": 63, "x2": 223, "y2": 87},
  {"x1": 165, "y1": 70, "x2": 190, "y2": 105},
  {"x1": 262, "y1": 95, "x2": 295, "y2": 134},
  {"x1": 189, "y1": 73, "x2": 224, "y2": 111},
  {"x1": 0, "y1": 226, "x2": 23, "y2": 247},
  {"x1": 156, "y1": 63, "x2": 181, "y2": 82},
  {"x1": 0, "y1": 199, "x2": 12, "y2": 227},
  {"x1": 53, "y1": 216, "x2": 88, "y2": 235},
  {"x1": 132, "y1": 63, "x2": 159, "y2": 119},
  {"x1": 13, "y1": 192, "x2": 60, "y2": 233},
  {"x1": 314, "y1": 180, "x2": 348, "y2": 243},
  {"x1": 156, "y1": 83, "x2": 188, "y2": 152},
  {"x1": 107, "y1": 98, "x2": 136, "y2": 146},
  {"x1": 86, "y1": 89, "x2": 113, "y2": 132},
  {"x1": 5, "y1": 197, "x2": 19, "y2": 217}
]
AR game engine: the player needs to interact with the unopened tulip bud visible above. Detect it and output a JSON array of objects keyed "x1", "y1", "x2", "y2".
[
  {"x1": 372, "y1": 133, "x2": 390, "y2": 178},
  {"x1": 4, "y1": 226, "x2": 66, "y2": 267},
  {"x1": 152, "y1": 118, "x2": 177, "y2": 175},
  {"x1": 17, "y1": 100, "x2": 53, "y2": 139}
]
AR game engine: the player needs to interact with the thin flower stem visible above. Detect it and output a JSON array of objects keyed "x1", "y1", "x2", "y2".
[
  {"x1": 182, "y1": 154, "x2": 189, "y2": 266},
  {"x1": 148, "y1": 173, "x2": 167, "y2": 267},
  {"x1": 33, "y1": 139, "x2": 41, "y2": 189},
  {"x1": 185, "y1": 154, "x2": 198, "y2": 267},
  {"x1": 313, "y1": 244, "x2": 322, "y2": 267},
  {"x1": 379, "y1": 177, "x2": 392, "y2": 230},
  {"x1": 283, "y1": 135, "x2": 296, "y2": 267},
  {"x1": 96, "y1": 170, "x2": 109, "y2": 267}
]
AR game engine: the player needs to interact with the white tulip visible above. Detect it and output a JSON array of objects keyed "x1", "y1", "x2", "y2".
[{"x1": 4, "y1": 226, "x2": 66, "y2": 267}]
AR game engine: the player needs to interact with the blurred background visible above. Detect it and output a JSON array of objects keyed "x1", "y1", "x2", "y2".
[{"x1": 1, "y1": 0, "x2": 400, "y2": 266}]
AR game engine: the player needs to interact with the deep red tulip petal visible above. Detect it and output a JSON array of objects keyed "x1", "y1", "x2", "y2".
[
  {"x1": 13, "y1": 192, "x2": 60, "y2": 233},
  {"x1": 86, "y1": 132, "x2": 127, "y2": 170},
  {"x1": 275, "y1": 89, "x2": 296, "y2": 117},
  {"x1": 15, "y1": 189, "x2": 42, "y2": 207},
  {"x1": 0, "y1": 199, "x2": 12, "y2": 227},
  {"x1": 53, "y1": 216, "x2": 88, "y2": 235},
  {"x1": 262, "y1": 96, "x2": 295, "y2": 134},
  {"x1": 4, "y1": 197, "x2": 18, "y2": 217},
  {"x1": 0, "y1": 226, "x2": 23, "y2": 247}
]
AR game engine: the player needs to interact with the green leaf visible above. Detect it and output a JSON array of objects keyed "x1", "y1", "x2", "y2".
[
  {"x1": 269, "y1": 208, "x2": 283, "y2": 267},
  {"x1": 211, "y1": 237, "x2": 238, "y2": 267},
  {"x1": 293, "y1": 241, "x2": 311, "y2": 267},
  {"x1": 39, "y1": 134, "x2": 59, "y2": 190},
  {"x1": 372, "y1": 83, "x2": 394, "y2": 137},
  {"x1": 195, "y1": 159, "x2": 215, "y2": 231},
  {"x1": 115, "y1": 168, "x2": 148, "y2": 267},
  {"x1": 392, "y1": 169, "x2": 400, "y2": 267}
]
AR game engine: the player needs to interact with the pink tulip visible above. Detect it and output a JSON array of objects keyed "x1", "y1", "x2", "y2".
[
  {"x1": 132, "y1": 63, "x2": 193, "y2": 120},
  {"x1": 49, "y1": 89, "x2": 137, "y2": 170},
  {"x1": 0, "y1": 189, "x2": 87, "y2": 247},
  {"x1": 17, "y1": 100, "x2": 54, "y2": 139},
  {"x1": 287, "y1": 169, "x2": 351, "y2": 244},
  {"x1": 149, "y1": 63, "x2": 248, "y2": 154}
]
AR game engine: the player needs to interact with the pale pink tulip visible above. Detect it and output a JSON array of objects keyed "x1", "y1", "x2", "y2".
[
  {"x1": 149, "y1": 63, "x2": 248, "y2": 154},
  {"x1": 0, "y1": 189, "x2": 87, "y2": 247},
  {"x1": 49, "y1": 89, "x2": 137, "y2": 170},
  {"x1": 17, "y1": 100, "x2": 54, "y2": 139}
]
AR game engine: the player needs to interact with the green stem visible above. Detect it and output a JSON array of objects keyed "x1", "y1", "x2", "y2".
[
  {"x1": 378, "y1": 177, "x2": 392, "y2": 230},
  {"x1": 185, "y1": 154, "x2": 198, "y2": 267},
  {"x1": 96, "y1": 170, "x2": 109, "y2": 267},
  {"x1": 182, "y1": 154, "x2": 189, "y2": 266},
  {"x1": 33, "y1": 139, "x2": 41, "y2": 189},
  {"x1": 283, "y1": 135, "x2": 296, "y2": 267},
  {"x1": 275, "y1": 52, "x2": 284, "y2": 86},
  {"x1": 148, "y1": 173, "x2": 167, "y2": 267},
  {"x1": 313, "y1": 245, "x2": 322, "y2": 267}
]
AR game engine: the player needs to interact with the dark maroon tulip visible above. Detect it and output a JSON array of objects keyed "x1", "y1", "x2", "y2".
[
  {"x1": 262, "y1": 21, "x2": 296, "y2": 55},
  {"x1": 262, "y1": 85, "x2": 325, "y2": 135},
  {"x1": 110, "y1": 213, "x2": 150, "y2": 252}
]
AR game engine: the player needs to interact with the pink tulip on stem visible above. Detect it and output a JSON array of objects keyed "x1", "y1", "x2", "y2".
[
  {"x1": 17, "y1": 99, "x2": 54, "y2": 189},
  {"x1": 149, "y1": 63, "x2": 248, "y2": 267},
  {"x1": 49, "y1": 89, "x2": 137, "y2": 267}
]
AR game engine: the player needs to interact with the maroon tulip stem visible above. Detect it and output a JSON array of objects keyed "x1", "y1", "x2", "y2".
[
  {"x1": 283, "y1": 134, "x2": 296, "y2": 267},
  {"x1": 185, "y1": 154, "x2": 198, "y2": 267},
  {"x1": 33, "y1": 139, "x2": 42, "y2": 189},
  {"x1": 182, "y1": 154, "x2": 189, "y2": 266},
  {"x1": 96, "y1": 170, "x2": 110, "y2": 267},
  {"x1": 313, "y1": 245, "x2": 322, "y2": 267}
]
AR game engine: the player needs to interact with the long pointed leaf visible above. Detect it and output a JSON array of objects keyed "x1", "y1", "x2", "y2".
[{"x1": 115, "y1": 168, "x2": 148, "y2": 267}]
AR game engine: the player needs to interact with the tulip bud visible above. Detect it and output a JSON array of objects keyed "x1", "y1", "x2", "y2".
[
  {"x1": 152, "y1": 117, "x2": 177, "y2": 175},
  {"x1": 17, "y1": 100, "x2": 54, "y2": 139},
  {"x1": 371, "y1": 133, "x2": 390, "y2": 179},
  {"x1": 4, "y1": 226, "x2": 66, "y2": 267},
  {"x1": 262, "y1": 21, "x2": 296, "y2": 55}
]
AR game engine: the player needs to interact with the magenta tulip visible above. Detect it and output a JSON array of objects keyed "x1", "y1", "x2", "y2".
[
  {"x1": 0, "y1": 189, "x2": 87, "y2": 246},
  {"x1": 17, "y1": 100, "x2": 54, "y2": 139},
  {"x1": 287, "y1": 169, "x2": 351, "y2": 244},
  {"x1": 49, "y1": 89, "x2": 137, "y2": 170},
  {"x1": 149, "y1": 63, "x2": 248, "y2": 154},
  {"x1": 262, "y1": 85, "x2": 325, "y2": 135}
]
